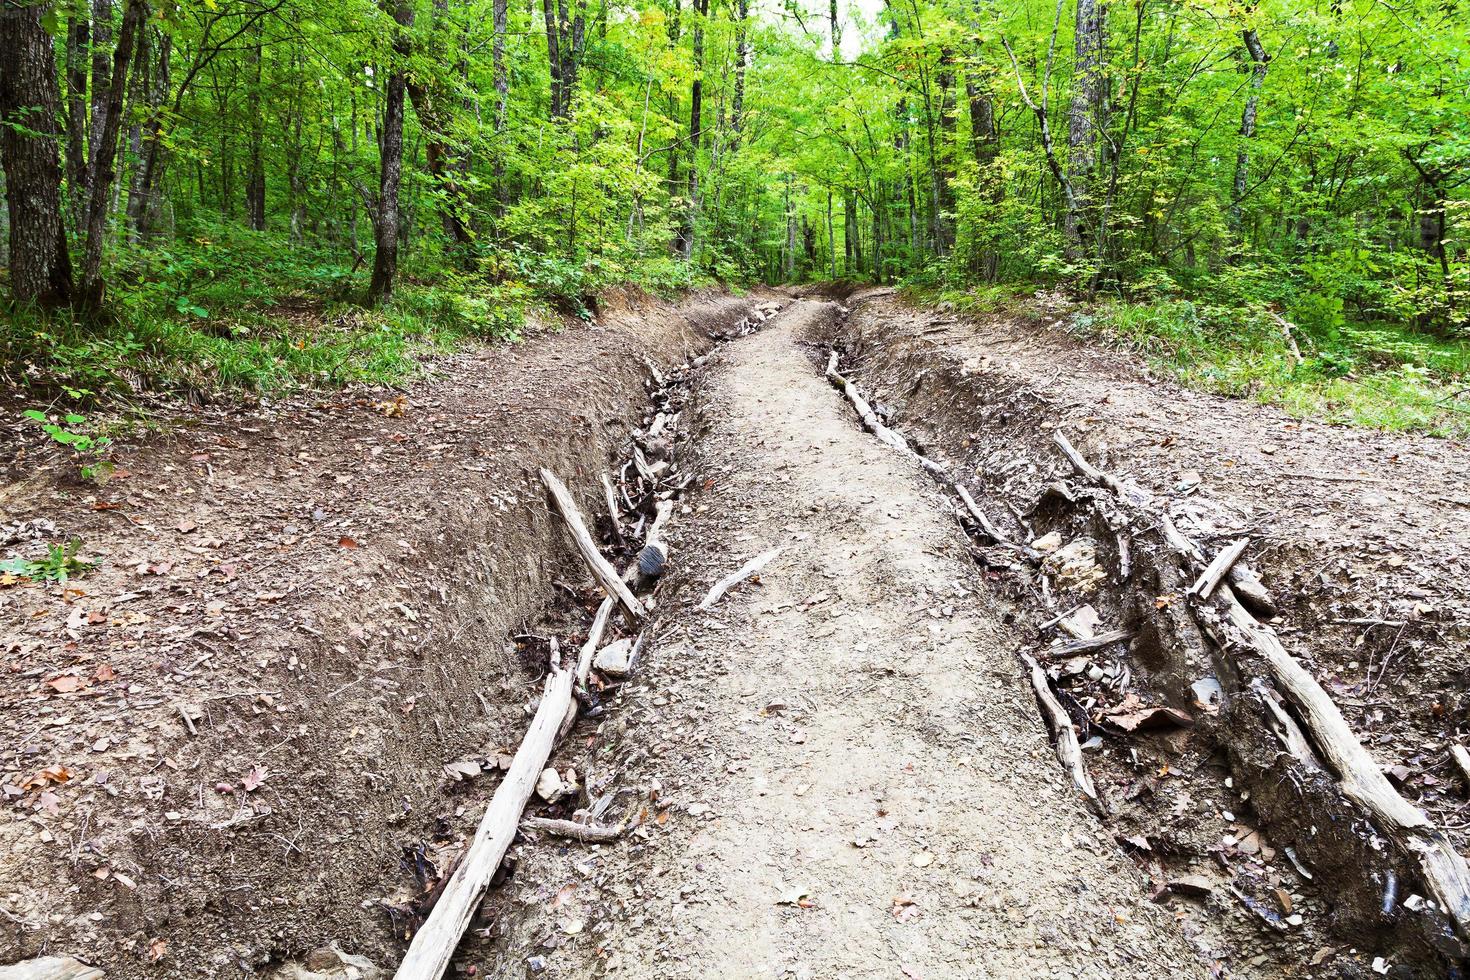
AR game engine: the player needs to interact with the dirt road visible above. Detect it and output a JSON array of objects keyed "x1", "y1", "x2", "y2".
[{"x1": 529, "y1": 300, "x2": 1210, "y2": 978}]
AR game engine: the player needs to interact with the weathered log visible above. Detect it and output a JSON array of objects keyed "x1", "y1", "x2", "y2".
[
  {"x1": 697, "y1": 547, "x2": 782, "y2": 611},
  {"x1": 519, "y1": 816, "x2": 627, "y2": 843},
  {"x1": 1048, "y1": 628, "x2": 1132, "y2": 658},
  {"x1": 825, "y1": 354, "x2": 946, "y2": 477},
  {"x1": 0, "y1": 957, "x2": 104, "y2": 980},
  {"x1": 1020, "y1": 651, "x2": 1099, "y2": 806},
  {"x1": 1188, "y1": 538, "x2": 1250, "y2": 600},
  {"x1": 540, "y1": 468, "x2": 646, "y2": 623},
  {"x1": 394, "y1": 651, "x2": 576, "y2": 979},
  {"x1": 955, "y1": 484, "x2": 1013, "y2": 546},
  {"x1": 600, "y1": 472, "x2": 624, "y2": 546}
]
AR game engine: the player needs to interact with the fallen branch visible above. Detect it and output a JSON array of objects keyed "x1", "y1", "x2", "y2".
[
  {"x1": 394, "y1": 644, "x2": 575, "y2": 980},
  {"x1": 1048, "y1": 628, "x2": 1132, "y2": 658},
  {"x1": 600, "y1": 473, "x2": 624, "y2": 546},
  {"x1": 698, "y1": 548, "x2": 782, "y2": 611},
  {"x1": 541, "y1": 468, "x2": 646, "y2": 623},
  {"x1": 1188, "y1": 538, "x2": 1250, "y2": 600},
  {"x1": 1020, "y1": 651, "x2": 1099, "y2": 807},
  {"x1": 519, "y1": 816, "x2": 627, "y2": 843},
  {"x1": 825, "y1": 353, "x2": 946, "y2": 477},
  {"x1": 955, "y1": 484, "x2": 1014, "y2": 546}
]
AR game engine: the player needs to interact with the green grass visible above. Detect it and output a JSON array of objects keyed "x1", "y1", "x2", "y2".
[{"x1": 912, "y1": 285, "x2": 1470, "y2": 439}]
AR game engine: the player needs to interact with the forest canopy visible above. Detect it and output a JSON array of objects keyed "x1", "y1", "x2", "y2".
[{"x1": 1, "y1": 0, "x2": 1467, "y2": 420}]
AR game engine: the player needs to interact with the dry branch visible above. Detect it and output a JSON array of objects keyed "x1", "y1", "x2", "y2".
[
  {"x1": 394, "y1": 650, "x2": 575, "y2": 980},
  {"x1": 1188, "y1": 538, "x2": 1250, "y2": 600},
  {"x1": 541, "y1": 468, "x2": 646, "y2": 623},
  {"x1": 519, "y1": 816, "x2": 627, "y2": 842},
  {"x1": 1048, "y1": 628, "x2": 1132, "y2": 658},
  {"x1": 698, "y1": 548, "x2": 782, "y2": 610},
  {"x1": 1020, "y1": 651, "x2": 1099, "y2": 806},
  {"x1": 825, "y1": 354, "x2": 946, "y2": 476}
]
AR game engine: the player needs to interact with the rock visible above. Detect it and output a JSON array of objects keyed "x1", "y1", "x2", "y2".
[
  {"x1": 1032, "y1": 531, "x2": 1063, "y2": 554},
  {"x1": 1165, "y1": 874, "x2": 1215, "y2": 899},
  {"x1": 1044, "y1": 538, "x2": 1105, "y2": 592},
  {"x1": 1190, "y1": 676, "x2": 1223, "y2": 714},
  {"x1": 1058, "y1": 604, "x2": 1100, "y2": 640},
  {"x1": 594, "y1": 638, "x2": 634, "y2": 678},
  {"x1": 537, "y1": 768, "x2": 570, "y2": 804},
  {"x1": 270, "y1": 944, "x2": 382, "y2": 980}
]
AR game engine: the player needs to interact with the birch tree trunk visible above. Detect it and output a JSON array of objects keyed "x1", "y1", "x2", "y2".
[
  {"x1": 1065, "y1": 0, "x2": 1106, "y2": 263},
  {"x1": 1229, "y1": 28, "x2": 1268, "y2": 238}
]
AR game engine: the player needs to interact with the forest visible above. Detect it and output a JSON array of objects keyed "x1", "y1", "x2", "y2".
[{"x1": 0, "y1": 0, "x2": 1468, "y2": 418}]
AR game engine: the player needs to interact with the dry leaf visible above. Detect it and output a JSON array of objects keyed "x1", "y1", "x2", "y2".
[
  {"x1": 45, "y1": 675, "x2": 82, "y2": 694},
  {"x1": 242, "y1": 766, "x2": 267, "y2": 792}
]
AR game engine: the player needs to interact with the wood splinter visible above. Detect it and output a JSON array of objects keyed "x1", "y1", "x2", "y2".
[
  {"x1": 541, "y1": 468, "x2": 646, "y2": 624},
  {"x1": 698, "y1": 548, "x2": 782, "y2": 610},
  {"x1": 1020, "y1": 651, "x2": 1099, "y2": 808},
  {"x1": 519, "y1": 816, "x2": 628, "y2": 843}
]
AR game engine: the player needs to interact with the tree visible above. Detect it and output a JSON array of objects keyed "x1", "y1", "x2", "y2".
[{"x1": 1, "y1": 0, "x2": 75, "y2": 306}]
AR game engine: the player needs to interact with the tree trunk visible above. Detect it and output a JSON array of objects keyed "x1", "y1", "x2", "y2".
[
  {"x1": 245, "y1": 30, "x2": 266, "y2": 230},
  {"x1": 1066, "y1": 0, "x2": 1106, "y2": 262},
  {"x1": 542, "y1": 0, "x2": 564, "y2": 118},
  {"x1": 0, "y1": 0, "x2": 76, "y2": 306},
  {"x1": 492, "y1": 0, "x2": 509, "y2": 213},
  {"x1": 78, "y1": 0, "x2": 144, "y2": 310},
  {"x1": 678, "y1": 0, "x2": 706, "y2": 261},
  {"x1": 369, "y1": 0, "x2": 413, "y2": 307},
  {"x1": 87, "y1": 0, "x2": 113, "y2": 206},
  {"x1": 1229, "y1": 28, "x2": 1268, "y2": 238},
  {"x1": 730, "y1": 0, "x2": 748, "y2": 143},
  {"x1": 64, "y1": 14, "x2": 90, "y2": 235}
]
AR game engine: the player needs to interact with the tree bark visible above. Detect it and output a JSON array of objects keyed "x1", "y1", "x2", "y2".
[
  {"x1": 77, "y1": 0, "x2": 145, "y2": 310},
  {"x1": 86, "y1": 0, "x2": 113, "y2": 206},
  {"x1": 730, "y1": 0, "x2": 748, "y2": 143},
  {"x1": 245, "y1": 28, "x2": 266, "y2": 230},
  {"x1": 492, "y1": 0, "x2": 508, "y2": 213},
  {"x1": 0, "y1": 0, "x2": 76, "y2": 306},
  {"x1": 369, "y1": 0, "x2": 413, "y2": 307},
  {"x1": 678, "y1": 0, "x2": 707, "y2": 261},
  {"x1": 64, "y1": 12, "x2": 90, "y2": 234},
  {"x1": 1065, "y1": 0, "x2": 1106, "y2": 262},
  {"x1": 542, "y1": 0, "x2": 564, "y2": 118},
  {"x1": 1229, "y1": 28, "x2": 1268, "y2": 238}
]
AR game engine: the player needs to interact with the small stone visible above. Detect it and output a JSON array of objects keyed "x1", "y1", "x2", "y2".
[
  {"x1": 527, "y1": 955, "x2": 549, "y2": 974},
  {"x1": 536, "y1": 768, "x2": 569, "y2": 804},
  {"x1": 594, "y1": 639, "x2": 634, "y2": 678},
  {"x1": 1032, "y1": 532, "x2": 1063, "y2": 554}
]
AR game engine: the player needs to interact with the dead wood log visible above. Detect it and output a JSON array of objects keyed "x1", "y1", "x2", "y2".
[
  {"x1": 540, "y1": 468, "x2": 646, "y2": 624},
  {"x1": 1050, "y1": 431, "x2": 1147, "y2": 504},
  {"x1": 825, "y1": 353, "x2": 946, "y2": 477},
  {"x1": 0, "y1": 958, "x2": 104, "y2": 980},
  {"x1": 698, "y1": 548, "x2": 782, "y2": 611},
  {"x1": 519, "y1": 816, "x2": 627, "y2": 842},
  {"x1": 1020, "y1": 651, "x2": 1099, "y2": 807},
  {"x1": 601, "y1": 473, "x2": 624, "y2": 546},
  {"x1": 1188, "y1": 538, "x2": 1250, "y2": 600},
  {"x1": 1057, "y1": 435, "x2": 1470, "y2": 939},
  {"x1": 394, "y1": 650, "x2": 576, "y2": 979},
  {"x1": 1451, "y1": 744, "x2": 1470, "y2": 794},
  {"x1": 1048, "y1": 628, "x2": 1132, "y2": 658}
]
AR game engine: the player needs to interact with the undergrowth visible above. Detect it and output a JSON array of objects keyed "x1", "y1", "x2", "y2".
[
  {"x1": 913, "y1": 285, "x2": 1470, "y2": 439},
  {"x1": 1, "y1": 224, "x2": 713, "y2": 408}
]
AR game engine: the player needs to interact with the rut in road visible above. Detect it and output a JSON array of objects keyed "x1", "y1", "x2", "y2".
[{"x1": 576, "y1": 299, "x2": 1210, "y2": 978}]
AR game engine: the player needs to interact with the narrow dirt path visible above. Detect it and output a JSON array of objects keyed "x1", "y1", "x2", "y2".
[{"x1": 582, "y1": 300, "x2": 1211, "y2": 978}]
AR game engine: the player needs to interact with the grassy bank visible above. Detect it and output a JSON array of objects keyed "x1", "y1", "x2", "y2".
[
  {"x1": 914, "y1": 286, "x2": 1470, "y2": 439},
  {"x1": 1, "y1": 226, "x2": 712, "y2": 408}
]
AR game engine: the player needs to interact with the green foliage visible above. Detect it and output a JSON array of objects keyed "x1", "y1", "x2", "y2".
[
  {"x1": 0, "y1": 540, "x2": 99, "y2": 584},
  {"x1": 21, "y1": 410, "x2": 113, "y2": 480}
]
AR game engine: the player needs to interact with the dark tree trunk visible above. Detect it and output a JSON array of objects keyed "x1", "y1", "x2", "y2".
[
  {"x1": 730, "y1": 0, "x2": 748, "y2": 143},
  {"x1": 542, "y1": 0, "x2": 564, "y2": 118},
  {"x1": 87, "y1": 0, "x2": 113, "y2": 205},
  {"x1": 245, "y1": 31, "x2": 266, "y2": 230},
  {"x1": 677, "y1": 0, "x2": 706, "y2": 260},
  {"x1": 64, "y1": 15, "x2": 90, "y2": 234},
  {"x1": 369, "y1": 0, "x2": 413, "y2": 306},
  {"x1": 934, "y1": 47, "x2": 956, "y2": 254},
  {"x1": 0, "y1": 0, "x2": 75, "y2": 306},
  {"x1": 78, "y1": 0, "x2": 145, "y2": 310}
]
